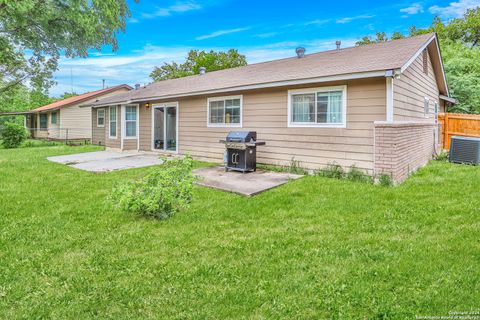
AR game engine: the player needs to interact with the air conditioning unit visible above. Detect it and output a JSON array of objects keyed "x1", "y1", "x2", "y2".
[{"x1": 449, "y1": 136, "x2": 480, "y2": 165}]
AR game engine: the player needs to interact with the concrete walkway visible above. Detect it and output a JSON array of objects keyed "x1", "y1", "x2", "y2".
[
  {"x1": 47, "y1": 151, "x2": 163, "y2": 172},
  {"x1": 194, "y1": 166, "x2": 303, "y2": 196}
]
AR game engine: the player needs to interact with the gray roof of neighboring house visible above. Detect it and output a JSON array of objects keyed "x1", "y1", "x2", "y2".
[{"x1": 89, "y1": 33, "x2": 447, "y2": 106}]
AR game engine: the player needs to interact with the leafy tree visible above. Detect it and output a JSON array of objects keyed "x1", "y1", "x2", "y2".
[
  {"x1": 356, "y1": 7, "x2": 480, "y2": 113},
  {"x1": 150, "y1": 49, "x2": 247, "y2": 81},
  {"x1": 0, "y1": 0, "x2": 135, "y2": 95}
]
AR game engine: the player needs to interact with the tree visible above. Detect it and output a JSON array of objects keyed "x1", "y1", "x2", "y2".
[
  {"x1": 150, "y1": 49, "x2": 247, "y2": 81},
  {"x1": 355, "y1": 32, "x2": 399, "y2": 46},
  {"x1": 0, "y1": 0, "x2": 135, "y2": 95}
]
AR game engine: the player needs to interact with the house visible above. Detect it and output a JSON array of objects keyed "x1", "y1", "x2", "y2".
[
  {"x1": 19, "y1": 85, "x2": 132, "y2": 143},
  {"x1": 88, "y1": 33, "x2": 454, "y2": 182}
]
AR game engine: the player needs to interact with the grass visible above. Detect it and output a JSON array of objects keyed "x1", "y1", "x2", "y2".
[{"x1": 0, "y1": 145, "x2": 479, "y2": 319}]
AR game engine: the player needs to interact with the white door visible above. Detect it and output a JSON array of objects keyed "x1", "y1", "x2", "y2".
[{"x1": 152, "y1": 103, "x2": 178, "y2": 153}]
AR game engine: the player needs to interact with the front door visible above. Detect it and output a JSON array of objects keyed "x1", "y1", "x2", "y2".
[{"x1": 152, "y1": 103, "x2": 178, "y2": 152}]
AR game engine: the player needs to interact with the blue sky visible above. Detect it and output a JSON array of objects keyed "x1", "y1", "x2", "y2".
[{"x1": 51, "y1": 0, "x2": 480, "y2": 96}]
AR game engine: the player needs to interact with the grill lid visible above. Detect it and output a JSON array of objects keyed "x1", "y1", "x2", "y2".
[{"x1": 226, "y1": 131, "x2": 257, "y2": 143}]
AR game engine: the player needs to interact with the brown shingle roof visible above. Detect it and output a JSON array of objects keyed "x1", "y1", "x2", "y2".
[
  {"x1": 31, "y1": 84, "x2": 132, "y2": 112},
  {"x1": 91, "y1": 33, "x2": 437, "y2": 106}
]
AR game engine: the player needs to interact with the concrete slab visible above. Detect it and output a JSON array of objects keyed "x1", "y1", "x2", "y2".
[
  {"x1": 48, "y1": 151, "x2": 163, "y2": 172},
  {"x1": 193, "y1": 166, "x2": 303, "y2": 196}
]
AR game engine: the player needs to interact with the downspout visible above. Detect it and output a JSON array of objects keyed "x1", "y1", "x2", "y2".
[{"x1": 385, "y1": 70, "x2": 397, "y2": 122}]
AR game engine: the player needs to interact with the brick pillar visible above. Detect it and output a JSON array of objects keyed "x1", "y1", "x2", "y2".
[{"x1": 374, "y1": 122, "x2": 438, "y2": 183}]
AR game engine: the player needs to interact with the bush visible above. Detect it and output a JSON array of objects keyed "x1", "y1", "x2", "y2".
[
  {"x1": 346, "y1": 165, "x2": 373, "y2": 184},
  {"x1": 435, "y1": 151, "x2": 449, "y2": 162},
  {"x1": 1, "y1": 122, "x2": 29, "y2": 148},
  {"x1": 317, "y1": 162, "x2": 345, "y2": 179},
  {"x1": 378, "y1": 173, "x2": 394, "y2": 187},
  {"x1": 110, "y1": 155, "x2": 196, "y2": 219},
  {"x1": 287, "y1": 157, "x2": 308, "y2": 175}
]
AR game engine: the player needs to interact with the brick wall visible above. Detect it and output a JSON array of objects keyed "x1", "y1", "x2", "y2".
[{"x1": 374, "y1": 122, "x2": 439, "y2": 183}]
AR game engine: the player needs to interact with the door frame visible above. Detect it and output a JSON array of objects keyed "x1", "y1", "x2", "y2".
[{"x1": 151, "y1": 102, "x2": 179, "y2": 154}]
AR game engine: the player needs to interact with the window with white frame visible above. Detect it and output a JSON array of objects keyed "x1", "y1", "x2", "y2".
[
  {"x1": 97, "y1": 109, "x2": 105, "y2": 127},
  {"x1": 125, "y1": 106, "x2": 137, "y2": 138},
  {"x1": 289, "y1": 86, "x2": 346, "y2": 127},
  {"x1": 51, "y1": 112, "x2": 57, "y2": 124},
  {"x1": 424, "y1": 97, "x2": 430, "y2": 116},
  {"x1": 109, "y1": 106, "x2": 117, "y2": 138},
  {"x1": 208, "y1": 96, "x2": 242, "y2": 126}
]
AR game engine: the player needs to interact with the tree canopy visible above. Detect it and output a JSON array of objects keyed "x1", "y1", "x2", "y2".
[
  {"x1": 356, "y1": 8, "x2": 480, "y2": 113},
  {"x1": 150, "y1": 49, "x2": 247, "y2": 81},
  {"x1": 0, "y1": 0, "x2": 134, "y2": 96}
]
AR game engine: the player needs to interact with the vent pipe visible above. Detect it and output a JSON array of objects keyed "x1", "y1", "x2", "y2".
[
  {"x1": 295, "y1": 47, "x2": 306, "y2": 58},
  {"x1": 336, "y1": 41, "x2": 341, "y2": 50},
  {"x1": 199, "y1": 67, "x2": 206, "y2": 75}
]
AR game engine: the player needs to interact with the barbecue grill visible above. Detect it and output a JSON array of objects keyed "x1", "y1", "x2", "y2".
[{"x1": 220, "y1": 131, "x2": 266, "y2": 173}]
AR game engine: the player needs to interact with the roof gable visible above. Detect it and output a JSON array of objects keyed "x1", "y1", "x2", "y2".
[{"x1": 32, "y1": 84, "x2": 132, "y2": 113}]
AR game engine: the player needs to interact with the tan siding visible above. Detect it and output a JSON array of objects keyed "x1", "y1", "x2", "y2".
[
  {"x1": 139, "y1": 103, "x2": 152, "y2": 151},
  {"x1": 138, "y1": 78, "x2": 386, "y2": 172},
  {"x1": 92, "y1": 108, "x2": 106, "y2": 145},
  {"x1": 60, "y1": 105, "x2": 92, "y2": 139},
  {"x1": 393, "y1": 51, "x2": 440, "y2": 122}
]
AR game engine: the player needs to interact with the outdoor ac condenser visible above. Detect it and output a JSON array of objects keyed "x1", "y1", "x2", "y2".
[{"x1": 449, "y1": 136, "x2": 480, "y2": 165}]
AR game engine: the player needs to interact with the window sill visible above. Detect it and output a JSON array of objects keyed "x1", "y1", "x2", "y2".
[
  {"x1": 97, "y1": 125, "x2": 105, "y2": 128},
  {"x1": 124, "y1": 137, "x2": 137, "y2": 140},
  {"x1": 207, "y1": 123, "x2": 242, "y2": 128},
  {"x1": 288, "y1": 123, "x2": 346, "y2": 128}
]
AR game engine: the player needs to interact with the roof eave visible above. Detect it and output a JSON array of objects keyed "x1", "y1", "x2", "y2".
[{"x1": 90, "y1": 70, "x2": 389, "y2": 106}]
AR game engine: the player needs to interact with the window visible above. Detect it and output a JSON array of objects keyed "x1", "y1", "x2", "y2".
[
  {"x1": 97, "y1": 109, "x2": 105, "y2": 127},
  {"x1": 51, "y1": 112, "x2": 57, "y2": 124},
  {"x1": 109, "y1": 106, "x2": 117, "y2": 138},
  {"x1": 288, "y1": 86, "x2": 346, "y2": 127},
  {"x1": 424, "y1": 97, "x2": 430, "y2": 116},
  {"x1": 125, "y1": 106, "x2": 137, "y2": 138},
  {"x1": 39, "y1": 114, "x2": 48, "y2": 130},
  {"x1": 208, "y1": 96, "x2": 242, "y2": 126}
]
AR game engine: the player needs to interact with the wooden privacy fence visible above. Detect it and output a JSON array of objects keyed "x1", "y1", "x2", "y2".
[{"x1": 438, "y1": 113, "x2": 480, "y2": 150}]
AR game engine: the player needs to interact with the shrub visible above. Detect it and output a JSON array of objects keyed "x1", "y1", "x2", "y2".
[
  {"x1": 110, "y1": 155, "x2": 196, "y2": 219},
  {"x1": 378, "y1": 173, "x2": 394, "y2": 187},
  {"x1": 287, "y1": 157, "x2": 308, "y2": 175},
  {"x1": 1, "y1": 122, "x2": 29, "y2": 148},
  {"x1": 435, "y1": 151, "x2": 449, "y2": 162},
  {"x1": 346, "y1": 165, "x2": 373, "y2": 184},
  {"x1": 317, "y1": 162, "x2": 345, "y2": 179}
]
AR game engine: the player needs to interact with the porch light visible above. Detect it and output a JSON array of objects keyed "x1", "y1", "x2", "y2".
[{"x1": 145, "y1": 102, "x2": 151, "y2": 108}]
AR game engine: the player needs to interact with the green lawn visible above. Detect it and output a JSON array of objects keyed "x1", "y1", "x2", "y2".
[{"x1": 0, "y1": 145, "x2": 479, "y2": 319}]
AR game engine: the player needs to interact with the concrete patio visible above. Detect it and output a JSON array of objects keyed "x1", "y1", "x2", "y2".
[
  {"x1": 193, "y1": 166, "x2": 303, "y2": 196},
  {"x1": 47, "y1": 151, "x2": 164, "y2": 172}
]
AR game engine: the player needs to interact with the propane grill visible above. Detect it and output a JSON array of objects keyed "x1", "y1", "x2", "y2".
[{"x1": 220, "y1": 131, "x2": 265, "y2": 172}]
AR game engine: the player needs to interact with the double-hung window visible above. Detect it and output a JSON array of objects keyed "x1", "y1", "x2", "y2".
[
  {"x1": 97, "y1": 109, "x2": 105, "y2": 127},
  {"x1": 125, "y1": 106, "x2": 137, "y2": 138},
  {"x1": 109, "y1": 106, "x2": 117, "y2": 138},
  {"x1": 288, "y1": 86, "x2": 347, "y2": 127},
  {"x1": 39, "y1": 114, "x2": 48, "y2": 130},
  {"x1": 51, "y1": 112, "x2": 57, "y2": 125},
  {"x1": 208, "y1": 96, "x2": 242, "y2": 127}
]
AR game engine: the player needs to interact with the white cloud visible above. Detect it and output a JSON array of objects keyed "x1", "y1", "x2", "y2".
[
  {"x1": 304, "y1": 19, "x2": 331, "y2": 26},
  {"x1": 50, "y1": 38, "x2": 358, "y2": 96},
  {"x1": 141, "y1": 1, "x2": 201, "y2": 19},
  {"x1": 336, "y1": 14, "x2": 375, "y2": 24},
  {"x1": 195, "y1": 27, "x2": 250, "y2": 40},
  {"x1": 429, "y1": 0, "x2": 480, "y2": 18},
  {"x1": 400, "y1": 3, "x2": 424, "y2": 15}
]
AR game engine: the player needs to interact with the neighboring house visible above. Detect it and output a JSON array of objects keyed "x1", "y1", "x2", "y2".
[
  {"x1": 19, "y1": 85, "x2": 132, "y2": 142},
  {"x1": 89, "y1": 33, "x2": 455, "y2": 182}
]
